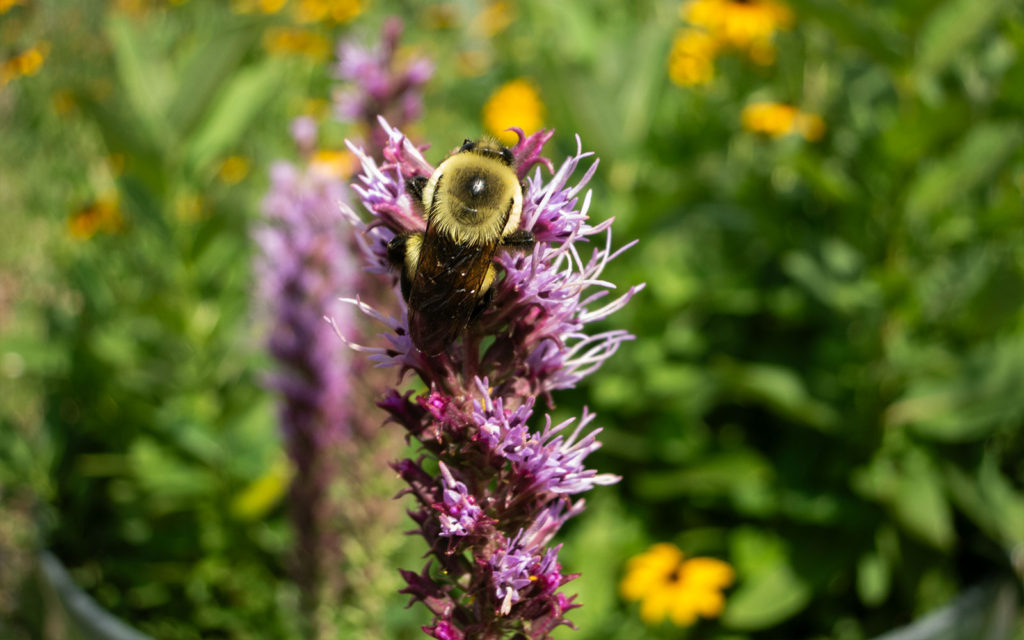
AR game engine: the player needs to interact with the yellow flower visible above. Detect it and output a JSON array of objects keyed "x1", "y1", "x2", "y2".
[
  {"x1": 482, "y1": 79, "x2": 544, "y2": 146},
  {"x1": 682, "y1": 0, "x2": 791, "y2": 65},
  {"x1": 741, "y1": 101, "x2": 825, "y2": 141},
  {"x1": 68, "y1": 196, "x2": 123, "y2": 240},
  {"x1": 0, "y1": 0, "x2": 25, "y2": 15},
  {"x1": 231, "y1": 458, "x2": 291, "y2": 521},
  {"x1": 263, "y1": 27, "x2": 330, "y2": 60},
  {"x1": 231, "y1": 0, "x2": 288, "y2": 13},
  {"x1": 295, "y1": 0, "x2": 362, "y2": 24},
  {"x1": 621, "y1": 543, "x2": 735, "y2": 627},
  {"x1": 1, "y1": 42, "x2": 50, "y2": 86},
  {"x1": 668, "y1": 29, "x2": 719, "y2": 87},
  {"x1": 218, "y1": 155, "x2": 251, "y2": 185},
  {"x1": 310, "y1": 149, "x2": 356, "y2": 179},
  {"x1": 472, "y1": 1, "x2": 514, "y2": 38}
]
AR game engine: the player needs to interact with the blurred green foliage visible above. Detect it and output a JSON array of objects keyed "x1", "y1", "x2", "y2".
[{"x1": 2, "y1": 0, "x2": 1023, "y2": 639}]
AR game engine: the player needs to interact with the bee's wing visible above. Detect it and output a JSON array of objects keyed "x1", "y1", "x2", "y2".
[{"x1": 408, "y1": 231, "x2": 495, "y2": 355}]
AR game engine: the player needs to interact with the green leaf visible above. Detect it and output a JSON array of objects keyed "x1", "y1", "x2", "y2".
[
  {"x1": 716, "y1": 360, "x2": 839, "y2": 431},
  {"x1": 128, "y1": 438, "x2": 217, "y2": 510},
  {"x1": 721, "y1": 566, "x2": 812, "y2": 631},
  {"x1": 557, "y1": 494, "x2": 642, "y2": 637},
  {"x1": 634, "y1": 451, "x2": 772, "y2": 501},
  {"x1": 785, "y1": 0, "x2": 906, "y2": 66},
  {"x1": 917, "y1": 0, "x2": 1014, "y2": 75},
  {"x1": 107, "y1": 15, "x2": 174, "y2": 147},
  {"x1": 977, "y1": 456, "x2": 1024, "y2": 547},
  {"x1": 722, "y1": 529, "x2": 811, "y2": 630},
  {"x1": 904, "y1": 121, "x2": 1023, "y2": 223},
  {"x1": 186, "y1": 58, "x2": 290, "y2": 173},
  {"x1": 888, "y1": 335, "x2": 1024, "y2": 442},
  {"x1": 856, "y1": 552, "x2": 891, "y2": 607},
  {"x1": 167, "y1": 25, "x2": 262, "y2": 137},
  {"x1": 890, "y1": 450, "x2": 956, "y2": 550}
]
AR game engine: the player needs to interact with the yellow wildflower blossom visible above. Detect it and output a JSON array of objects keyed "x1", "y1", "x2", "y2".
[
  {"x1": 0, "y1": 0, "x2": 25, "y2": 15},
  {"x1": 218, "y1": 156, "x2": 251, "y2": 185},
  {"x1": 310, "y1": 149, "x2": 356, "y2": 179},
  {"x1": 668, "y1": 29, "x2": 719, "y2": 86},
  {"x1": 231, "y1": 0, "x2": 288, "y2": 13},
  {"x1": 472, "y1": 1, "x2": 514, "y2": 38},
  {"x1": 295, "y1": 0, "x2": 362, "y2": 24},
  {"x1": 68, "y1": 196, "x2": 123, "y2": 240},
  {"x1": 263, "y1": 27, "x2": 330, "y2": 60},
  {"x1": 482, "y1": 79, "x2": 544, "y2": 146},
  {"x1": 2, "y1": 42, "x2": 49, "y2": 86},
  {"x1": 742, "y1": 101, "x2": 825, "y2": 141},
  {"x1": 621, "y1": 543, "x2": 735, "y2": 627},
  {"x1": 684, "y1": 0, "x2": 791, "y2": 64}
]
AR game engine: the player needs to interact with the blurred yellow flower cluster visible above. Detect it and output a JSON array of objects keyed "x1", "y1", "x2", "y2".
[
  {"x1": 263, "y1": 27, "x2": 330, "y2": 60},
  {"x1": 230, "y1": 0, "x2": 287, "y2": 13},
  {"x1": 482, "y1": 78, "x2": 544, "y2": 146},
  {"x1": 473, "y1": 0, "x2": 514, "y2": 38},
  {"x1": 2, "y1": 42, "x2": 49, "y2": 86},
  {"x1": 217, "y1": 156, "x2": 251, "y2": 185},
  {"x1": 621, "y1": 542, "x2": 735, "y2": 627},
  {"x1": 0, "y1": 0, "x2": 24, "y2": 15},
  {"x1": 669, "y1": 0, "x2": 792, "y2": 86},
  {"x1": 68, "y1": 196, "x2": 123, "y2": 240},
  {"x1": 233, "y1": 0, "x2": 361, "y2": 22},
  {"x1": 742, "y1": 101, "x2": 825, "y2": 141},
  {"x1": 295, "y1": 0, "x2": 362, "y2": 24},
  {"x1": 310, "y1": 149, "x2": 356, "y2": 179}
]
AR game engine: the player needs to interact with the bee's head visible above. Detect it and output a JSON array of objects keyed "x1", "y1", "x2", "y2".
[
  {"x1": 424, "y1": 137, "x2": 524, "y2": 244},
  {"x1": 459, "y1": 137, "x2": 515, "y2": 167}
]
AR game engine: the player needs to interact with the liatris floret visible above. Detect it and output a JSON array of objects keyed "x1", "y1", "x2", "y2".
[{"x1": 335, "y1": 119, "x2": 642, "y2": 639}]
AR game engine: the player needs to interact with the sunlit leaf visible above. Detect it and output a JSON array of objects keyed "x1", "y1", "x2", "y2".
[
  {"x1": 186, "y1": 58, "x2": 290, "y2": 173},
  {"x1": 722, "y1": 528, "x2": 811, "y2": 630},
  {"x1": 917, "y1": 0, "x2": 1015, "y2": 75},
  {"x1": 904, "y1": 121, "x2": 1022, "y2": 224}
]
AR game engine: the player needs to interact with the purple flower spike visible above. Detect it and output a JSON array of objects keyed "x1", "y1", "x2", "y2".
[
  {"x1": 334, "y1": 17, "x2": 434, "y2": 160},
  {"x1": 255, "y1": 125, "x2": 354, "y2": 631},
  {"x1": 335, "y1": 120, "x2": 641, "y2": 638}
]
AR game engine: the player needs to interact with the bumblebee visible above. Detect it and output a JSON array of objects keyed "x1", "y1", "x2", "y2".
[{"x1": 387, "y1": 138, "x2": 535, "y2": 355}]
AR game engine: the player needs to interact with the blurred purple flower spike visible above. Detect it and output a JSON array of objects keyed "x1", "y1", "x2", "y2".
[
  {"x1": 255, "y1": 122, "x2": 354, "y2": 633},
  {"x1": 334, "y1": 17, "x2": 434, "y2": 160},
  {"x1": 334, "y1": 119, "x2": 643, "y2": 639}
]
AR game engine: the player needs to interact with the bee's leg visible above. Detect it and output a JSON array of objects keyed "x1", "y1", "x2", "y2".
[
  {"x1": 500, "y1": 229, "x2": 536, "y2": 252},
  {"x1": 406, "y1": 176, "x2": 428, "y2": 206},
  {"x1": 471, "y1": 264, "x2": 498, "y2": 322},
  {"x1": 386, "y1": 233, "x2": 409, "y2": 268}
]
